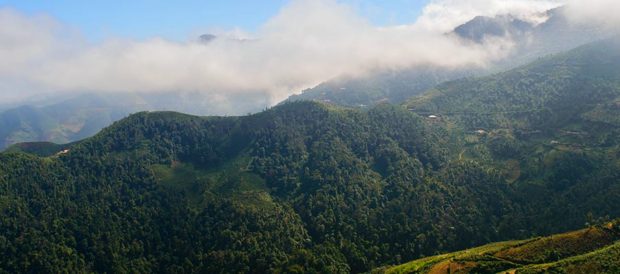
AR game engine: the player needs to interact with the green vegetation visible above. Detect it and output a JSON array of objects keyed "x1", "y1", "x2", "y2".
[
  {"x1": 285, "y1": 66, "x2": 473, "y2": 107},
  {"x1": 0, "y1": 102, "x2": 527, "y2": 273},
  {"x1": 0, "y1": 95, "x2": 132, "y2": 150},
  {"x1": 3, "y1": 142, "x2": 68, "y2": 157},
  {"x1": 518, "y1": 241, "x2": 620, "y2": 274},
  {"x1": 151, "y1": 157, "x2": 272, "y2": 209},
  {"x1": 379, "y1": 220, "x2": 620, "y2": 274},
  {"x1": 0, "y1": 39, "x2": 620, "y2": 273}
]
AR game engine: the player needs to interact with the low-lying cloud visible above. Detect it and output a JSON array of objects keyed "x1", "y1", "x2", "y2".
[
  {"x1": 0, "y1": 0, "x2": 613, "y2": 114},
  {"x1": 564, "y1": 0, "x2": 620, "y2": 31},
  {"x1": 415, "y1": 0, "x2": 564, "y2": 31}
]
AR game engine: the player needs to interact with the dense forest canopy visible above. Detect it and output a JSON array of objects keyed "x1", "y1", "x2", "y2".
[{"x1": 1, "y1": 39, "x2": 620, "y2": 273}]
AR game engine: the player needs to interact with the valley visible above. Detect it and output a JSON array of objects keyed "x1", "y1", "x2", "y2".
[
  {"x1": 0, "y1": 2, "x2": 619, "y2": 273},
  {"x1": 2, "y1": 39, "x2": 620, "y2": 272}
]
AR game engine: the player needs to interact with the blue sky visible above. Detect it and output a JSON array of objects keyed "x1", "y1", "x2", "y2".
[
  {"x1": 0, "y1": 0, "x2": 429, "y2": 41},
  {"x1": 0, "y1": 0, "x2": 574, "y2": 108}
]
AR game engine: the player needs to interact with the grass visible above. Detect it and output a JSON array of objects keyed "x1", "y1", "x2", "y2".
[
  {"x1": 151, "y1": 156, "x2": 274, "y2": 210},
  {"x1": 514, "y1": 241, "x2": 620, "y2": 274},
  {"x1": 502, "y1": 159, "x2": 521, "y2": 183},
  {"x1": 3, "y1": 142, "x2": 65, "y2": 157},
  {"x1": 494, "y1": 226, "x2": 618, "y2": 264},
  {"x1": 381, "y1": 240, "x2": 527, "y2": 274},
  {"x1": 378, "y1": 221, "x2": 620, "y2": 274}
]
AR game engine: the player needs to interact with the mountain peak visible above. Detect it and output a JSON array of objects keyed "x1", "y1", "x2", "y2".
[
  {"x1": 454, "y1": 14, "x2": 534, "y2": 43},
  {"x1": 199, "y1": 34, "x2": 217, "y2": 43}
]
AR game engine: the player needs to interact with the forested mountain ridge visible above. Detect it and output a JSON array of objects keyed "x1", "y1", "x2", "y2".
[
  {"x1": 0, "y1": 94, "x2": 136, "y2": 150},
  {"x1": 0, "y1": 102, "x2": 504, "y2": 273},
  {"x1": 284, "y1": 66, "x2": 474, "y2": 107},
  {"x1": 284, "y1": 7, "x2": 609, "y2": 109},
  {"x1": 405, "y1": 38, "x2": 620, "y2": 232},
  {"x1": 1, "y1": 39, "x2": 620, "y2": 273},
  {"x1": 0, "y1": 7, "x2": 609, "y2": 149},
  {"x1": 406, "y1": 38, "x2": 620, "y2": 130},
  {"x1": 0, "y1": 91, "x2": 271, "y2": 150}
]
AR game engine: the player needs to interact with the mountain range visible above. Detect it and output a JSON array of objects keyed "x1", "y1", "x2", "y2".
[
  {"x1": 0, "y1": 92, "x2": 270, "y2": 150},
  {"x1": 284, "y1": 7, "x2": 608, "y2": 108},
  {"x1": 0, "y1": 6, "x2": 612, "y2": 150},
  {"x1": 1, "y1": 35, "x2": 620, "y2": 272}
]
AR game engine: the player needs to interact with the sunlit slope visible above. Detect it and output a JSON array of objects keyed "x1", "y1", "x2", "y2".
[
  {"x1": 379, "y1": 220, "x2": 620, "y2": 274},
  {"x1": 406, "y1": 38, "x2": 620, "y2": 131},
  {"x1": 2, "y1": 38, "x2": 620, "y2": 273}
]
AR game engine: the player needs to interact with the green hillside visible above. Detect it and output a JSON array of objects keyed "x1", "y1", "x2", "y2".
[
  {"x1": 3, "y1": 142, "x2": 68, "y2": 157},
  {"x1": 284, "y1": 8, "x2": 605, "y2": 109},
  {"x1": 378, "y1": 220, "x2": 620, "y2": 274},
  {"x1": 0, "y1": 39, "x2": 620, "y2": 273},
  {"x1": 0, "y1": 103, "x2": 480, "y2": 273},
  {"x1": 405, "y1": 38, "x2": 620, "y2": 232},
  {"x1": 0, "y1": 95, "x2": 133, "y2": 150},
  {"x1": 407, "y1": 38, "x2": 620, "y2": 131},
  {"x1": 0, "y1": 91, "x2": 265, "y2": 150},
  {"x1": 285, "y1": 66, "x2": 473, "y2": 107}
]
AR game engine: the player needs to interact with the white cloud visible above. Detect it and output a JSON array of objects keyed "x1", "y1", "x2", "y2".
[
  {"x1": 564, "y1": 0, "x2": 620, "y2": 31},
  {"x1": 0, "y1": 9, "x2": 81, "y2": 99},
  {"x1": 416, "y1": 0, "x2": 565, "y2": 32},
  {"x1": 0, "y1": 0, "x2": 612, "y2": 114}
]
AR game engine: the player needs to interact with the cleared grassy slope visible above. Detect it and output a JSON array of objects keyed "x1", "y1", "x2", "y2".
[
  {"x1": 515, "y1": 241, "x2": 620, "y2": 274},
  {"x1": 378, "y1": 220, "x2": 620, "y2": 274}
]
